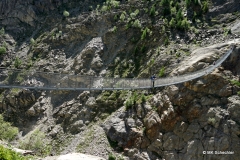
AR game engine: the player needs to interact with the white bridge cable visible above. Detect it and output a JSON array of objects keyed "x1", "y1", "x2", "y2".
[{"x1": 0, "y1": 46, "x2": 234, "y2": 90}]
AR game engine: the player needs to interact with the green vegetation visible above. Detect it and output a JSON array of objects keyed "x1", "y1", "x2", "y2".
[
  {"x1": 149, "y1": 5, "x2": 156, "y2": 16},
  {"x1": 224, "y1": 28, "x2": 231, "y2": 36},
  {"x1": 141, "y1": 27, "x2": 151, "y2": 40},
  {"x1": 0, "y1": 46, "x2": 6, "y2": 55},
  {"x1": 202, "y1": 1, "x2": 209, "y2": 13},
  {"x1": 0, "y1": 27, "x2": 4, "y2": 35},
  {"x1": 230, "y1": 80, "x2": 240, "y2": 87},
  {"x1": 108, "y1": 152, "x2": 116, "y2": 160},
  {"x1": 132, "y1": 19, "x2": 141, "y2": 28},
  {"x1": 0, "y1": 114, "x2": 18, "y2": 141},
  {"x1": 101, "y1": 0, "x2": 120, "y2": 12},
  {"x1": 120, "y1": 12, "x2": 126, "y2": 22},
  {"x1": 158, "y1": 66, "x2": 165, "y2": 77},
  {"x1": 19, "y1": 129, "x2": 51, "y2": 157},
  {"x1": 14, "y1": 57, "x2": 22, "y2": 69},
  {"x1": 30, "y1": 38, "x2": 35, "y2": 46},
  {"x1": 125, "y1": 92, "x2": 150, "y2": 110},
  {"x1": 113, "y1": 26, "x2": 117, "y2": 33},
  {"x1": 63, "y1": 10, "x2": 70, "y2": 17},
  {"x1": 0, "y1": 145, "x2": 26, "y2": 160},
  {"x1": 208, "y1": 117, "x2": 216, "y2": 126}
]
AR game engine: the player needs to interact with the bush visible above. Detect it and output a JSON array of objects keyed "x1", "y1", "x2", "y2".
[
  {"x1": 113, "y1": 26, "x2": 117, "y2": 33},
  {"x1": 202, "y1": 1, "x2": 209, "y2": 13},
  {"x1": 132, "y1": 19, "x2": 141, "y2": 28},
  {"x1": 169, "y1": 18, "x2": 176, "y2": 28},
  {"x1": 141, "y1": 27, "x2": 151, "y2": 40},
  {"x1": 0, "y1": 27, "x2": 4, "y2": 35},
  {"x1": 14, "y1": 57, "x2": 22, "y2": 69},
  {"x1": 108, "y1": 153, "x2": 116, "y2": 160},
  {"x1": 101, "y1": 5, "x2": 108, "y2": 12},
  {"x1": 120, "y1": 13, "x2": 125, "y2": 22},
  {"x1": 19, "y1": 129, "x2": 51, "y2": 157},
  {"x1": 0, "y1": 145, "x2": 26, "y2": 160},
  {"x1": 208, "y1": 117, "x2": 216, "y2": 126},
  {"x1": 149, "y1": 5, "x2": 156, "y2": 16},
  {"x1": 0, "y1": 46, "x2": 6, "y2": 55},
  {"x1": 63, "y1": 10, "x2": 70, "y2": 17},
  {"x1": 230, "y1": 80, "x2": 240, "y2": 87},
  {"x1": 141, "y1": 94, "x2": 146, "y2": 103},
  {"x1": 164, "y1": 37, "x2": 169, "y2": 46},
  {"x1": 0, "y1": 114, "x2": 18, "y2": 141},
  {"x1": 186, "y1": 0, "x2": 191, "y2": 7},
  {"x1": 125, "y1": 99, "x2": 133, "y2": 110},
  {"x1": 30, "y1": 38, "x2": 35, "y2": 45},
  {"x1": 158, "y1": 66, "x2": 165, "y2": 77}
]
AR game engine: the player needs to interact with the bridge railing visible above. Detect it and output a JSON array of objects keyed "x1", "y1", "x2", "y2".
[{"x1": 0, "y1": 46, "x2": 233, "y2": 90}]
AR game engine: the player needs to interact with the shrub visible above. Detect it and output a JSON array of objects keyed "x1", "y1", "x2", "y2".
[
  {"x1": 186, "y1": 0, "x2": 191, "y2": 7},
  {"x1": 202, "y1": 1, "x2": 209, "y2": 13},
  {"x1": 141, "y1": 94, "x2": 146, "y2": 103},
  {"x1": 230, "y1": 80, "x2": 240, "y2": 87},
  {"x1": 149, "y1": 5, "x2": 156, "y2": 16},
  {"x1": 30, "y1": 38, "x2": 35, "y2": 45},
  {"x1": 19, "y1": 129, "x2": 51, "y2": 157},
  {"x1": 176, "y1": 9, "x2": 183, "y2": 21},
  {"x1": 14, "y1": 57, "x2": 22, "y2": 68},
  {"x1": 120, "y1": 13, "x2": 126, "y2": 22},
  {"x1": 63, "y1": 10, "x2": 70, "y2": 17},
  {"x1": 108, "y1": 153, "x2": 116, "y2": 160},
  {"x1": 180, "y1": 18, "x2": 190, "y2": 30},
  {"x1": 0, "y1": 114, "x2": 18, "y2": 141},
  {"x1": 169, "y1": 18, "x2": 176, "y2": 28},
  {"x1": 101, "y1": 5, "x2": 108, "y2": 12},
  {"x1": 141, "y1": 27, "x2": 151, "y2": 40},
  {"x1": 0, "y1": 46, "x2": 6, "y2": 55},
  {"x1": 171, "y1": 7, "x2": 177, "y2": 16},
  {"x1": 208, "y1": 117, "x2": 216, "y2": 126},
  {"x1": 130, "y1": 9, "x2": 139, "y2": 19},
  {"x1": 132, "y1": 19, "x2": 141, "y2": 28},
  {"x1": 0, "y1": 145, "x2": 26, "y2": 160},
  {"x1": 161, "y1": 0, "x2": 170, "y2": 6},
  {"x1": 158, "y1": 66, "x2": 165, "y2": 77},
  {"x1": 0, "y1": 27, "x2": 4, "y2": 35},
  {"x1": 224, "y1": 28, "x2": 231, "y2": 36},
  {"x1": 164, "y1": 37, "x2": 169, "y2": 46},
  {"x1": 113, "y1": 26, "x2": 117, "y2": 33}
]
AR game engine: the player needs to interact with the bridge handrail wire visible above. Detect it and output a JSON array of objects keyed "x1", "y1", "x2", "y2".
[{"x1": 0, "y1": 46, "x2": 234, "y2": 90}]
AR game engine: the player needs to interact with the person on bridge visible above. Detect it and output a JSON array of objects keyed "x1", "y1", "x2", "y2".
[{"x1": 151, "y1": 74, "x2": 156, "y2": 88}]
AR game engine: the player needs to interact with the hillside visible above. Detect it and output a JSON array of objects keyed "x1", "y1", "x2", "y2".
[{"x1": 0, "y1": 0, "x2": 240, "y2": 159}]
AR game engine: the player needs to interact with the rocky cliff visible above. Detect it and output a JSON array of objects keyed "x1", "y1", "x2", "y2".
[{"x1": 0, "y1": 0, "x2": 240, "y2": 160}]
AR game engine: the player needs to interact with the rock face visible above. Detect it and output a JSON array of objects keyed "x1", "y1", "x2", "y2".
[
  {"x1": 0, "y1": 0, "x2": 240, "y2": 160},
  {"x1": 103, "y1": 45, "x2": 240, "y2": 160}
]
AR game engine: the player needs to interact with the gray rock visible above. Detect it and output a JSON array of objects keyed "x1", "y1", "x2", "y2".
[
  {"x1": 183, "y1": 140, "x2": 204, "y2": 160},
  {"x1": 228, "y1": 96, "x2": 240, "y2": 123}
]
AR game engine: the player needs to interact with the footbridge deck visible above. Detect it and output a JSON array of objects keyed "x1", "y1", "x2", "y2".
[{"x1": 0, "y1": 46, "x2": 234, "y2": 91}]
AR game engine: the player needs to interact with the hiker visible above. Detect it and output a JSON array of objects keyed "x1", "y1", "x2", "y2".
[
  {"x1": 213, "y1": 61, "x2": 216, "y2": 65},
  {"x1": 150, "y1": 74, "x2": 156, "y2": 88}
]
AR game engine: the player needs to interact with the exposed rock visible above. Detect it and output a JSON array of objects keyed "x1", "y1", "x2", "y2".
[{"x1": 228, "y1": 95, "x2": 240, "y2": 123}]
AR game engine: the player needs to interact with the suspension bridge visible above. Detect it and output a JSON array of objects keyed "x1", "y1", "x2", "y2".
[{"x1": 0, "y1": 45, "x2": 235, "y2": 91}]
